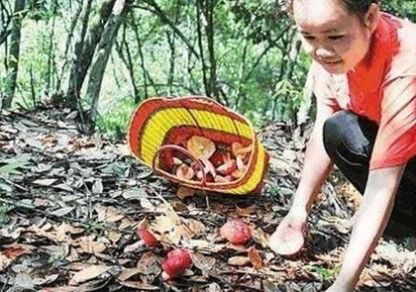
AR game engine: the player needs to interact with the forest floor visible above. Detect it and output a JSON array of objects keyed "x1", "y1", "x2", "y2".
[{"x1": 1, "y1": 105, "x2": 416, "y2": 292}]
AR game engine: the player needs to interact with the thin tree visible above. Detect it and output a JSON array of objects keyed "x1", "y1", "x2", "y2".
[
  {"x1": 66, "y1": 0, "x2": 116, "y2": 107},
  {"x1": 85, "y1": 0, "x2": 132, "y2": 131},
  {"x1": 66, "y1": 0, "x2": 93, "y2": 107},
  {"x1": 2, "y1": 0, "x2": 25, "y2": 109}
]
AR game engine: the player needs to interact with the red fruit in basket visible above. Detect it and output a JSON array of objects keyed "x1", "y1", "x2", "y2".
[
  {"x1": 210, "y1": 150, "x2": 228, "y2": 167},
  {"x1": 214, "y1": 175, "x2": 233, "y2": 183},
  {"x1": 201, "y1": 158, "x2": 217, "y2": 177},
  {"x1": 236, "y1": 156, "x2": 246, "y2": 170},
  {"x1": 220, "y1": 219, "x2": 251, "y2": 245},
  {"x1": 161, "y1": 249, "x2": 192, "y2": 279},
  {"x1": 196, "y1": 171, "x2": 215, "y2": 182},
  {"x1": 194, "y1": 158, "x2": 216, "y2": 182},
  {"x1": 232, "y1": 142, "x2": 252, "y2": 158},
  {"x1": 187, "y1": 136, "x2": 216, "y2": 160},
  {"x1": 176, "y1": 164, "x2": 195, "y2": 180},
  {"x1": 161, "y1": 151, "x2": 184, "y2": 172},
  {"x1": 217, "y1": 158, "x2": 238, "y2": 175},
  {"x1": 160, "y1": 150, "x2": 175, "y2": 171},
  {"x1": 136, "y1": 228, "x2": 157, "y2": 248},
  {"x1": 231, "y1": 169, "x2": 245, "y2": 179}
]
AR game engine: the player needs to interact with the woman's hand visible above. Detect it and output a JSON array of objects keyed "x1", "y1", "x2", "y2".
[{"x1": 268, "y1": 207, "x2": 308, "y2": 256}]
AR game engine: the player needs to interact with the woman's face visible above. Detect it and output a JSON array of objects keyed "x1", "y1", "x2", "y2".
[{"x1": 293, "y1": 0, "x2": 378, "y2": 74}]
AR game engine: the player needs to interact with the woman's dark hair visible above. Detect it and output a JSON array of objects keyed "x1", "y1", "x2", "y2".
[{"x1": 288, "y1": 0, "x2": 381, "y2": 19}]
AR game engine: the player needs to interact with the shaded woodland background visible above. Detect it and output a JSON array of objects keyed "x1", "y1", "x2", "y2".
[
  {"x1": 2, "y1": 1, "x2": 416, "y2": 291},
  {"x1": 1, "y1": 0, "x2": 416, "y2": 136}
]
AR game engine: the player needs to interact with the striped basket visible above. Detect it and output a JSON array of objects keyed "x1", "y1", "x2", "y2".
[{"x1": 127, "y1": 96, "x2": 269, "y2": 195}]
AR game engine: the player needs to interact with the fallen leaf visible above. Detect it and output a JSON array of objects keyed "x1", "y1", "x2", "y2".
[
  {"x1": 119, "y1": 281, "x2": 160, "y2": 290},
  {"x1": 33, "y1": 274, "x2": 60, "y2": 286},
  {"x1": 0, "y1": 227, "x2": 25, "y2": 240},
  {"x1": 358, "y1": 264, "x2": 392, "y2": 287},
  {"x1": 96, "y1": 205, "x2": 125, "y2": 223},
  {"x1": 250, "y1": 227, "x2": 270, "y2": 248},
  {"x1": 191, "y1": 252, "x2": 216, "y2": 273},
  {"x1": 136, "y1": 252, "x2": 162, "y2": 275},
  {"x1": 118, "y1": 268, "x2": 142, "y2": 281},
  {"x1": 33, "y1": 178, "x2": 57, "y2": 186},
  {"x1": 2, "y1": 243, "x2": 35, "y2": 258},
  {"x1": 92, "y1": 178, "x2": 103, "y2": 194},
  {"x1": 69, "y1": 265, "x2": 111, "y2": 285},
  {"x1": 14, "y1": 273, "x2": 35, "y2": 290},
  {"x1": 0, "y1": 255, "x2": 12, "y2": 272},
  {"x1": 54, "y1": 183, "x2": 75, "y2": 192},
  {"x1": 75, "y1": 235, "x2": 108, "y2": 254},
  {"x1": 119, "y1": 217, "x2": 135, "y2": 230},
  {"x1": 50, "y1": 206, "x2": 75, "y2": 217},
  {"x1": 228, "y1": 256, "x2": 251, "y2": 266},
  {"x1": 151, "y1": 208, "x2": 182, "y2": 245},
  {"x1": 107, "y1": 230, "x2": 122, "y2": 244},
  {"x1": 235, "y1": 205, "x2": 257, "y2": 217},
  {"x1": 0, "y1": 243, "x2": 35, "y2": 272},
  {"x1": 176, "y1": 186, "x2": 197, "y2": 199},
  {"x1": 207, "y1": 283, "x2": 222, "y2": 292},
  {"x1": 248, "y1": 247, "x2": 264, "y2": 269},
  {"x1": 139, "y1": 198, "x2": 155, "y2": 210},
  {"x1": 123, "y1": 241, "x2": 145, "y2": 253},
  {"x1": 182, "y1": 218, "x2": 206, "y2": 239}
]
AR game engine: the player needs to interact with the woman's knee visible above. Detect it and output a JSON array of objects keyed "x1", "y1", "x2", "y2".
[{"x1": 323, "y1": 111, "x2": 373, "y2": 163}]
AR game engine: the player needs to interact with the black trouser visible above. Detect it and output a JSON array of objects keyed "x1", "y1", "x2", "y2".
[{"x1": 322, "y1": 110, "x2": 416, "y2": 233}]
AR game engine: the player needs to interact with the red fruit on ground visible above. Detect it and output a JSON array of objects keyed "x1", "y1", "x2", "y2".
[
  {"x1": 161, "y1": 249, "x2": 192, "y2": 279},
  {"x1": 136, "y1": 228, "x2": 157, "y2": 248},
  {"x1": 220, "y1": 219, "x2": 251, "y2": 244}
]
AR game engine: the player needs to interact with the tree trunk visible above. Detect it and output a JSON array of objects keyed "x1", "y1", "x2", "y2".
[
  {"x1": 85, "y1": 0, "x2": 130, "y2": 131},
  {"x1": 56, "y1": 1, "x2": 82, "y2": 93},
  {"x1": 196, "y1": 0, "x2": 209, "y2": 97},
  {"x1": 167, "y1": 30, "x2": 176, "y2": 96},
  {"x1": 204, "y1": 0, "x2": 219, "y2": 100},
  {"x1": 0, "y1": 1, "x2": 13, "y2": 46},
  {"x1": 66, "y1": 0, "x2": 93, "y2": 107},
  {"x1": 46, "y1": 1, "x2": 58, "y2": 96},
  {"x1": 115, "y1": 24, "x2": 139, "y2": 101},
  {"x1": 130, "y1": 14, "x2": 153, "y2": 99},
  {"x1": 66, "y1": 0, "x2": 116, "y2": 107},
  {"x1": 2, "y1": 0, "x2": 25, "y2": 109}
]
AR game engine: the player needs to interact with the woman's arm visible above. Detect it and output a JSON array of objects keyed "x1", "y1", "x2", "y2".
[
  {"x1": 291, "y1": 99, "x2": 334, "y2": 213},
  {"x1": 330, "y1": 165, "x2": 406, "y2": 290}
]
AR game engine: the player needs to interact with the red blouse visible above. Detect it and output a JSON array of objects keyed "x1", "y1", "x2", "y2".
[{"x1": 310, "y1": 13, "x2": 416, "y2": 169}]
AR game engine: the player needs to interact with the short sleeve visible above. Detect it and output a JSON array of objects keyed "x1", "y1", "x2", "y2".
[
  {"x1": 309, "y1": 61, "x2": 343, "y2": 113},
  {"x1": 370, "y1": 77, "x2": 416, "y2": 169}
]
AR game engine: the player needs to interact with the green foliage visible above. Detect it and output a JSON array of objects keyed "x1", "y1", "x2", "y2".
[
  {"x1": 0, "y1": 154, "x2": 31, "y2": 176},
  {"x1": 3, "y1": 0, "x2": 416, "y2": 136},
  {"x1": 382, "y1": 1, "x2": 416, "y2": 21},
  {"x1": 96, "y1": 96, "x2": 137, "y2": 139},
  {"x1": 311, "y1": 265, "x2": 342, "y2": 281},
  {"x1": 271, "y1": 78, "x2": 304, "y2": 121},
  {"x1": 0, "y1": 202, "x2": 12, "y2": 225}
]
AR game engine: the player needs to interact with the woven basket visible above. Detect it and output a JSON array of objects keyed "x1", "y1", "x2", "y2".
[{"x1": 127, "y1": 96, "x2": 269, "y2": 195}]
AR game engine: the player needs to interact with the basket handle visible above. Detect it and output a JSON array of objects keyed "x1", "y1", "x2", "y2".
[
  {"x1": 170, "y1": 95, "x2": 225, "y2": 107},
  {"x1": 152, "y1": 144, "x2": 207, "y2": 186}
]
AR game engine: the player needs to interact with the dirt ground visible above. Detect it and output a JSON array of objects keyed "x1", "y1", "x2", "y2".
[{"x1": 1, "y1": 105, "x2": 415, "y2": 291}]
